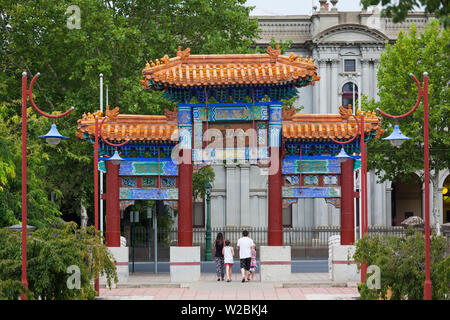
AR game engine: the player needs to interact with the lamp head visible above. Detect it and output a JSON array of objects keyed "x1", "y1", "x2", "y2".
[
  {"x1": 335, "y1": 146, "x2": 351, "y2": 162},
  {"x1": 205, "y1": 182, "x2": 212, "y2": 196},
  {"x1": 108, "y1": 149, "x2": 123, "y2": 165},
  {"x1": 38, "y1": 123, "x2": 68, "y2": 145},
  {"x1": 382, "y1": 124, "x2": 411, "y2": 147}
]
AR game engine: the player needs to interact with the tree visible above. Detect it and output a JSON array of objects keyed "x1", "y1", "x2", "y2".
[
  {"x1": 361, "y1": 0, "x2": 450, "y2": 27},
  {"x1": 363, "y1": 20, "x2": 450, "y2": 229},
  {"x1": 0, "y1": 0, "x2": 259, "y2": 227},
  {"x1": 0, "y1": 222, "x2": 118, "y2": 299}
]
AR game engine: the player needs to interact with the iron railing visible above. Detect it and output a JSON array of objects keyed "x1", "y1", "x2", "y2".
[{"x1": 128, "y1": 225, "x2": 407, "y2": 248}]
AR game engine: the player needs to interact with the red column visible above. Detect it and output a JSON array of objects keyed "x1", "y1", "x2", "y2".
[
  {"x1": 105, "y1": 161, "x2": 121, "y2": 247},
  {"x1": 268, "y1": 146, "x2": 283, "y2": 246},
  {"x1": 340, "y1": 158, "x2": 355, "y2": 245},
  {"x1": 178, "y1": 149, "x2": 193, "y2": 246}
]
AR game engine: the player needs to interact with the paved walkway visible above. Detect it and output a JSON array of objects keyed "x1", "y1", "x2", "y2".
[{"x1": 99, "y1": 273, "x2": 359, "y2": 300}]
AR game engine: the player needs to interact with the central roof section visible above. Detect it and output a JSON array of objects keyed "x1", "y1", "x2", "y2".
[{"x1": 141, "y1": 46, "x2": 320, "y2": 90}]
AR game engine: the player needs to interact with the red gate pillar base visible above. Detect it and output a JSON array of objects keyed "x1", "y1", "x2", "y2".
[
  {"x1": 170, "y1": 246, "x2": 200, "y2": 282},
  {"x1": 99, "y1": 247, "x2": 129, "y2": 287},
  {"x1": 329, "y1": 236, "x2": 360, "y2": 283},
  {"x1": 259, "y1": 246, "x2": 291, "y2": 282}
]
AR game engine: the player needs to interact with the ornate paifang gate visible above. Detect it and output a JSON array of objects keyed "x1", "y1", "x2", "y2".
[{"x1": 76, "y1": 46, "x2": 384, "y2": 248}]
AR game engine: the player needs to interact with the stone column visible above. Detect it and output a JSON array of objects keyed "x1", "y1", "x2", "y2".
[
  {"x1": 330, "y1": 59, "x2": 339, "y2": 112},
  {"x1": 361, "y1": 60, "x2": 370, "y2": 97},
  {"x1": 373, "y1": 59, "x2": 380, "y2": 101},
  {"x1": 226, "y1": 164, "x2": 239, "y2": 226},
  {"x1": 318, "y1": 60, "x2": 328, "y2": 114},
  {"x1": 386, "y1": 186, "x2": 393, "y2": 226},
  {"x1": 240, "y1": 164, "x2": 250, "y2": 226}
]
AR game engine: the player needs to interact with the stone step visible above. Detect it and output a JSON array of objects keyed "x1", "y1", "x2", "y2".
[
  {"x1": 100, "y1": 283, "x2": 181, "y2": 288},
  {"x1": 283, "y1": 282, "x2": 356, "y2": 288}
]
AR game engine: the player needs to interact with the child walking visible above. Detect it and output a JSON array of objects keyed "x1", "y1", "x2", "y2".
[
  {"x1": 248, "y1": 245, "x2": 257, "y2": 281},
  {"x1": 222, "y1": 240, "x2": 234, "y2": 282}
]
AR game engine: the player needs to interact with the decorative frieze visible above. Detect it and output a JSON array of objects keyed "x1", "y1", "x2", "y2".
[
  {"x1": 119, "y1": 187, "x2": 178, "y2": 200},
  {"x1": 120, "y1": 160, "x2": 178, "y2": 176},
  {"x1": 282, "y1": 186, "x2": 341, "y2": 198}
]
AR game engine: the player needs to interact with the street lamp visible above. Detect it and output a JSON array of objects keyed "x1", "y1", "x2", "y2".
[
  {"x1": 204, "y1": 182, "x2": 212, "y2": 261},
  {"x1": 21, "y1": 72, "x2": 74, "y2": 299},
  {"x1": 377, "y1": 72, "x2": 432, "y2": 300}
]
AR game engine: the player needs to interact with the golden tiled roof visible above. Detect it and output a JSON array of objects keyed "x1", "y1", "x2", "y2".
[
  {"x1": 76, "y1": 107, "x2": 178, "y2": 142},
  {"x1": 282, "y1": 108, "x2": 384, "y2": 140},
  {"x1": 141, "y1": 46, "x2": 320, "y2": 88}
]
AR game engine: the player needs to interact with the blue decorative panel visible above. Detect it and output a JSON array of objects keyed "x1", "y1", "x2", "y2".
[
  {"x1": 282, "y1": 186, "x2": 341, "y2": 198},
  {"x1": 304, "y1": 175, "x2": 319, "y2": 185},
  {"x1": 269, "y1": 126, "x2": 281, "y2": 147},
  {"x1": 178, "y1": 107, "x2": 192, "y2": 126},
  {"x1": 192, "y1": 105, "x2": 269, "y2": 122},
  {"x1": 282, "y1": 158, "x2": 340, "y2": 175},
  {"x1": 354, "y1": 159, "x2": 361, "y2": 170},
  {"x1": 269, "y1": 105, "x2": 282, "y2": 124},
  {"x1": 119, "y1": 160, "x2": 178, "y2": 176},
  {"x1": 119, "y1": 188, "x2": 178, "y2": 200},
  {"x1": 122, "y1": 177, "x2": 137, "y2": 187},
  {"x1": 323, "y1": 175, "x2": 338, "y2": 185},
  {"x1": 142, "y1": 177, "x2": 156, "y2": 187},
  {"x1": 161, "y1": 177, "x2": 176, "y2": 187},
  {"x1": 285, "y1": 175, "x2": 300, "y2": 185}
]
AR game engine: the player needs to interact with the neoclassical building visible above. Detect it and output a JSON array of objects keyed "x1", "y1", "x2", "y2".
[{"x1": 189, "y1": 3, "x2": 449, "y2": 230}]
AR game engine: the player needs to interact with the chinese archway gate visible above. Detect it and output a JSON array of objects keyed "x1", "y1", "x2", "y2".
[{"x1": 76, "y1": 46, "x2": 383, "y2": 250}]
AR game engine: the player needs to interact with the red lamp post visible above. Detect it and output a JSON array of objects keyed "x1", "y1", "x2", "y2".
[
  {"x1": 21, "y1": 72, "x2": 74, "y2": 299},
  {"x1": 377, "y1": 72, "x2": 432, "y2": 300}
]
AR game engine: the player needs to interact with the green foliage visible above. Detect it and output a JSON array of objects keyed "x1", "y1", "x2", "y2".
[
  {"x1": 192, "y1": 166, "x2": 216, "y2": 201},
  {"x1": 354, "y1": 229, "x2": 450, "y2": 300},
  {"x1": 0, "y1": 279, "x2": 34, "y2": 300},
  {"x1": 363, "y1": 20, "x2": 450, "y2": 184},
  {"x1": 361, "y1": 0, "x2": 449, "y2": 27},
  {"x1": 0, "y1": 222, "x2": 118, "y2": 300},
  {"x1": 0, "y1": 0, "x2": 259, "y2": 227}
]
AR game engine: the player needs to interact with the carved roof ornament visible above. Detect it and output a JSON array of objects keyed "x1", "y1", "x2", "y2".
[
  {"x1": 339, "y1": 105, "x2": 353, "y2": 119},
  {"x1": 105, "y1": 105, "x2": 120, "y2": 121},
  {"x1": 177, "y1": 46, "x2": 191, "y2": 62},
  {"x1": 164, "y1": 107, "x2": 178, "y2": 122},
  {"x1": 267, "y1": 44, "x2": 281, "y2": 62},
  {"x1": 282, "y1": 105, "x2": 296, "y2": 120}
]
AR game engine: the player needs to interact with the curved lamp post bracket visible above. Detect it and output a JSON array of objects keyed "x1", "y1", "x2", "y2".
[{"x1": 27, "y1": 73, "x2": 74, "y2": 118}]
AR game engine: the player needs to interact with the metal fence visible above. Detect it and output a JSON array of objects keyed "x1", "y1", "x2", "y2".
[{"x1": 129, "y1": 225, "x2": 407, "y2": 248}]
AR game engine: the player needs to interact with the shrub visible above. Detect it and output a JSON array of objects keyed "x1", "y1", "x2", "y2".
[
  {"x1": 354, "y1": 228, "x2": 450, "y2": 300},
  {"x1": 0, "y1": 222, "x2": 118, "y2": 300}
]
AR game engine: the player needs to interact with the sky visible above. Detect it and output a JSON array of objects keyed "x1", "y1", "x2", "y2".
[
  {"x1": 245, "y1": 0, "x2": 425, "y2": 16},
  {"x1": 245, "y1": 0, "x2": 369, "y2": 16}
]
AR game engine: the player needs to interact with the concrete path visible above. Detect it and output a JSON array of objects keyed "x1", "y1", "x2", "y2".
[{"x1": 99, "y1": 272, "x2": 359, "y2": 300}]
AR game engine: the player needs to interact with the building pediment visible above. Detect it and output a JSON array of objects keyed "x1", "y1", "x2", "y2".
[{"x1": 313, "y1": 24, "x2": 389, "y2": 44}]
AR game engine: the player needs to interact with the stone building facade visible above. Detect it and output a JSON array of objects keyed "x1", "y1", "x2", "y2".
[{"x1": 186, "y1": 4, "x2": 449, "y2": 230}]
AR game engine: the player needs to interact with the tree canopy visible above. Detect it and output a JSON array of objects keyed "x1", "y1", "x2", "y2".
[
  {"x1": 364, "y1": 19, "x2": 449, "y2": 185},
  {"x1": 361, "y1": 0, "x2": 449, "y2": 27},
  {"x1": 0, "y1": 0, "x2": 260, "y2": 228}
]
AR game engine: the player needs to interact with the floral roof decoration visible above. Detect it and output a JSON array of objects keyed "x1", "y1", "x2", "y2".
[{"x1": 141, "y1": 45, "x2": 320, "y2": 90}]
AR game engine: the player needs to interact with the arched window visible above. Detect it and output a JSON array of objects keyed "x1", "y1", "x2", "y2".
[{"x1": 342, "y1": 82, "x2": 358, "y2": 109}]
